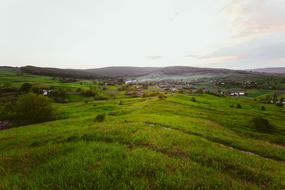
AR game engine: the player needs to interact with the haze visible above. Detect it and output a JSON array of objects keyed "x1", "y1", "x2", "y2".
[{"x1": 1, "y1": 0, "x2": 285, "y2": 69}]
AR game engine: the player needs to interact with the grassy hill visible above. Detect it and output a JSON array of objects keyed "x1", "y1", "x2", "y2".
[{"x1": 1, "y1": 68, "x2": 285, "y2": 189}]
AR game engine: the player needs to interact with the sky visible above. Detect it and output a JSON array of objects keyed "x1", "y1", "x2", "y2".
[{"x1": 0, "y1": 0, "x2": 285, "y2": 69}]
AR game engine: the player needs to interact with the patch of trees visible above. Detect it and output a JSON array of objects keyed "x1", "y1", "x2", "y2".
[{"x1": 1, "y1": 93, "x2": 56, "y2": 125}]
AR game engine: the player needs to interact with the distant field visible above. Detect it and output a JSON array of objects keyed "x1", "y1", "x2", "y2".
[
  {"x1": 0, "y1": 69, "x2": 95, "y2": 90},
  {"x1": 1, "y1": 68, "x2": 285, "y2": 189}
]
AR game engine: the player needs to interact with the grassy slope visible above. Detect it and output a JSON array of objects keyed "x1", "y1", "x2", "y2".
[{"x1": 1, "y1": 69, "x2": 285, "y2": 189}]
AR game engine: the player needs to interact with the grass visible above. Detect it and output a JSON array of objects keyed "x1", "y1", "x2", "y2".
[{"x1": 1, "y1": 68, "x2": 285, "y2": 189}]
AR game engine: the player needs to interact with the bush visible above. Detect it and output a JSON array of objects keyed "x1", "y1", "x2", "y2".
[
  {"x1": 250, "y1": 117, "x2": 273, "y2": 133},
  {"x1": 261, "y1": 106, "x2": 266, "y2": 111},
  {"x1": 236, "y1": 103, "x2": 242, "y2": 109},
  {"x1": 118, "y1": 100, "x2": 123, "y2": 105},
  {"x1": 94, "y1": 95, "x2": 107, "y2": 101},
  {"x1": 50, "y1": 89, "x2": 66, "y2": 103},
  {"x1": 158, "y1": 93, "x2": 166, "y2": 100},
  {"x1": 15, "y1": 93, "x2": 56, "y2": 124},
  {"x1": 20, "y1": 83, "x2": 32, "y2": 92},
  {"x1": 191, "y1": 97, "x2": 196, "y2": 102},
  {"x1": 95, "y1": 113, "x2": 105, "y2": 122},
  {"x1": 83, "y1": 89, "x2": 96, "y2": 97}
]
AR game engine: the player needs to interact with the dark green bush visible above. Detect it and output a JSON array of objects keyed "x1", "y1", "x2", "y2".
[
  {"x1": 20, "y1": 83, "x2": 32, "y2": 92},
  {"x1": 191, "y1": 97, "x2": 196, "y2": 102},
  {"x1": 95, "y1": 113, "x2": 106, "y2": 122},
  {"x1": 261, "y1": 106, "x2": 266, "y2": 111},
  {"x1": 236, "y1": 103, "x2": 242, "y2": 109},
  {"x1": 250, "y1": 117, "x2": 273, "y2": 133}
]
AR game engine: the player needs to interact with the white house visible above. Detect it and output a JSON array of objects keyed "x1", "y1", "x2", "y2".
[{"x1": 42, "y1": 89, "x2": 53, "y2": 96}]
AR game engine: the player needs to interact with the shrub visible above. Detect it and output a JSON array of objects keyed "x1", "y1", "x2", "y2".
[
  {"x1": 158, "y1": 93, "x2": 166, "y2": 100},
  {"x1": 95, "y1": 113, "x2": 105, "y2": 122},
  {"x1": 83, "y1": 89, "x2": 96, "y2": 97},
  {"x1": 50, "y1": 89, "x2": 66, "y2": 103},
  {"x1": 142, "y1": 92, "x2": 159, "y2": 98},
  {"x1": 250, "y1": 117, "x2": 273, "y2": 133},
  {"x1": 261, "y1": 106, "x2": 266, "y2": 111},
  {"x1": 94, "y1": 95, "x2": 107, "y2": 101},
  {"x1": 15, "y1": 93, "x2": 56, "y2": 124},
  {"x1": 118, "y1": 100, "x2": 123, "y2": 105},
  {"x1": 236, "y1": 103, "x2": 242, "y2": 109},
  {"x1": 20, "y1": 83, "x2": 32, "y2": 92},
  {"x1": 276, "y1": 97, "x2": 284, "y2": 107},
  {"x1": 191, "y1": 97, "x2": 196, "y2": 102}
]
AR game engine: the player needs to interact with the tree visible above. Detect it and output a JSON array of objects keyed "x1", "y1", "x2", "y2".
[{"x1": 15, "y1": 93, "x2": 56, "y2": 124}]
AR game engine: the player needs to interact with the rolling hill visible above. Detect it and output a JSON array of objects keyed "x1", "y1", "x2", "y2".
[
  {"x1": 1, "y1": 67, "x2": 285, "y2": 189},
  {"x1": 6, "y1": 65, "x2": 281, "y2": 82},
  {"x1": 249, "y1": 67, "x2": 285, "y2": 74}
]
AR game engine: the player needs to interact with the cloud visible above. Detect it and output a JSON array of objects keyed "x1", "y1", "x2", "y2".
[
  {"x1": 200, "y1": 32, "x2": 285, "y2": 69},
  {"x1": 225, "y1": 0, "x2": 285, "y2": 40}
]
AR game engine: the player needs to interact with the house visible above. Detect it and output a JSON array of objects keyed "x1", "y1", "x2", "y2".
[
  {"x1": 230, "y1": 92, "x2": 245, "y2": 96},
  {"x1": 42, "y1": 89, "x2": 53, "y2": 96},
  {"x1": 125, "y1": 80, "x2": 138, "y2": 84}
]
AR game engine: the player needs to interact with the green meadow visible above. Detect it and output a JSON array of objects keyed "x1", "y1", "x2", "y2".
[{"x1": 1, "y1": 69, "x2": 285, "y2": 190}]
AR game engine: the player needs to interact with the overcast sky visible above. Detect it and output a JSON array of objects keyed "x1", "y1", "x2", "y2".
[{"x1": 0, "y1": 0, "x2": 285, "y2": 69}]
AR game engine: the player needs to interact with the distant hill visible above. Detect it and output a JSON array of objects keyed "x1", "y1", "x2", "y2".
[
  {"x1": 86, "y1": 66, "x2": 160, "y2": 78},
  {"x1": 1, "y1": 65, "x2": 280, "y2": 82},
  {"x1": 86, "y1": 66, "x2": 254, "y2": 81},
  {"x1": 249, "y1": 67, "x2": 285, "y2": 74},
  {"x1": 18, "y1": 66, "x2": 250, "y2": 81}
]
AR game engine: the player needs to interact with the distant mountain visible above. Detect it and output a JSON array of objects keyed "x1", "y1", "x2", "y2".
[{"x1": 249, "y1": 67, "x2": 285, "y2": 74}]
